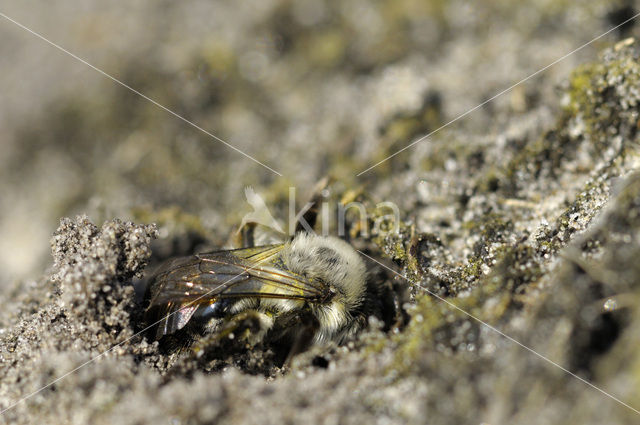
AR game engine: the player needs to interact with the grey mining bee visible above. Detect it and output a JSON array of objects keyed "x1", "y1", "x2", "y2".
[
  {"x1": 146, "y1": 233, "x2": 372, "y2": 344},
  {"x1": 144, "y1": 182, "x2": 397, "y2": 366}
]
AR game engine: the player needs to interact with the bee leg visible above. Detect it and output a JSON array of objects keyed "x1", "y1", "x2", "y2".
[
  {"x1": 227, "y1": 221, "x2": 257, "y2": 248},
  {"x1": 240, "y1": 222, "x2": 256, "y2": 248},
  {"x1": 282, "y1": 312, "x2": 319, "y2": 367},
  {"x1": 171, "y1": 310, "x2": 274, "y2": 372},
  {"x1": 223, "y1": 309, "x2": 274, "y2": 346},
  {"x1": 294, "y1": 176, "x2": 331, "y2": 235}
]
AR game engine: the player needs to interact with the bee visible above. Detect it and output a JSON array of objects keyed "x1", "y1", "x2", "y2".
[{"x1": 144, "y1": 231, "x2": 382, "y2": 362}]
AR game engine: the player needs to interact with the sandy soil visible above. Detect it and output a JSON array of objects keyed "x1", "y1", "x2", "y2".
[{"x1": 1, "y1": 1, "x2": 640, "y2": 424}]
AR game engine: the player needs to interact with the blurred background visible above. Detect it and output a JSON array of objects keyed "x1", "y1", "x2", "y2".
[{"x1": 0, "y1": 0, "x2": 637, "y2": 286}]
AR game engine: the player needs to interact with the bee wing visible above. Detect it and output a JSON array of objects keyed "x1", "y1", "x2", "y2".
[{"x1": 145, "y1": 244, "x2": 327, "y2": 338}]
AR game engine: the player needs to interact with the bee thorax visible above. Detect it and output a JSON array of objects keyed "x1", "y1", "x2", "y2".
[{"x1": 282, "y1": 233, "x2": 367, "y2": 334}]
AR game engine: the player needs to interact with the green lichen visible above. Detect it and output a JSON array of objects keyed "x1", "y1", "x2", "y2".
[
  {"x1": 565, "y1": 62, "x2": 601, "y2": 117},
  {"x1": 482, "y1": 39, "x2": 640, "y2": 198},
  {"x1": 565, "y1": 39, "x2": 640, "y2": 147}
]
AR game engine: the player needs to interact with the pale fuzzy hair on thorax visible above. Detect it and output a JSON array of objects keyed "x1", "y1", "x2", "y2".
[{"x1": 282, "y1": 233, "x2": 367, "y2": 311}]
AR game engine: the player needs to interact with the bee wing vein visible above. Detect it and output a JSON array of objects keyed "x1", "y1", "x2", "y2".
[{"x1": 146, "y1": 244, "x2": 328, "y2": 337}]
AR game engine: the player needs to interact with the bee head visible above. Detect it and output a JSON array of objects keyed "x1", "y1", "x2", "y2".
[{"x1": 282, "y1": 233, "x2": 367, "y2": 342}]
